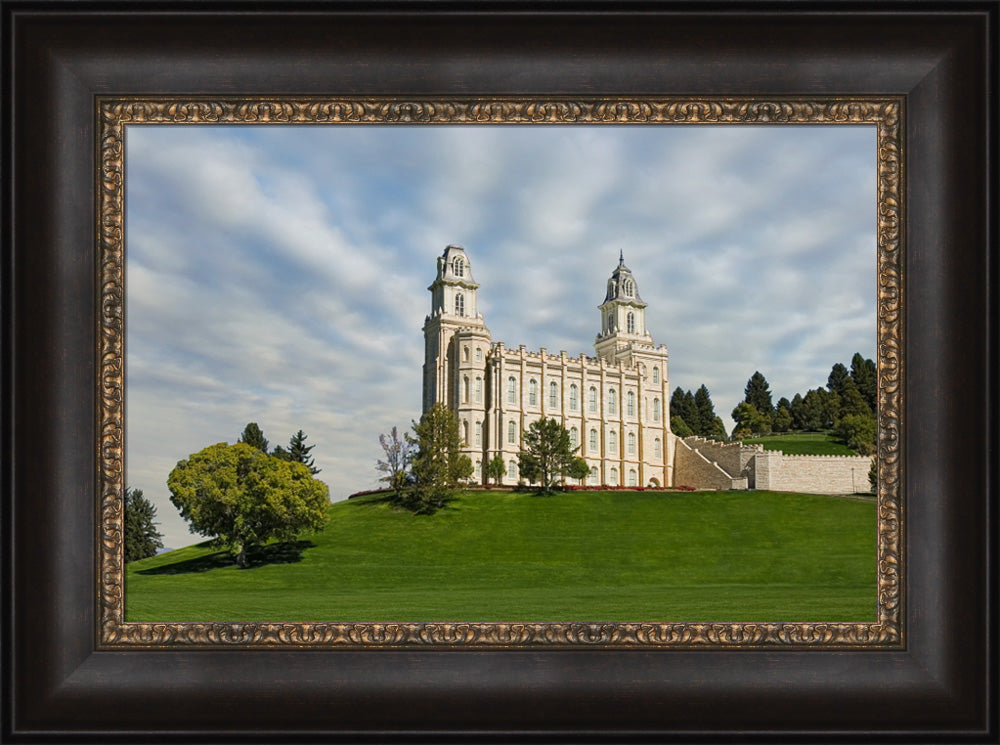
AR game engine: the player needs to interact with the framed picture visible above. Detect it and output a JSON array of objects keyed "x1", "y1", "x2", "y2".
[{"x1": 5, "y1": 2, "x2": 994, "y2": 741}]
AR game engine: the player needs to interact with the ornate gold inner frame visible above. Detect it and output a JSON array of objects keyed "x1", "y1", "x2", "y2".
[{"x1": 98, "y1": 97, "x2": 903, "y2": 648}]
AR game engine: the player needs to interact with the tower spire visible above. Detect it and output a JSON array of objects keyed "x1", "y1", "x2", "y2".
[{"x1": 619, "y1": 249, "x2": 624, "y2": 265}]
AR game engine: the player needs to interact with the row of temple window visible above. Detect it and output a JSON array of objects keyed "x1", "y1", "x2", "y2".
[
  {"x1": 462, "y1": 376, "x2": 662, "y2": 420},
  {"x1": 476, "y1": 458, "x2": 641, "y2": 486},
  {"x1": 462, "y1": 419, "x2": 662, "y2": 459}
]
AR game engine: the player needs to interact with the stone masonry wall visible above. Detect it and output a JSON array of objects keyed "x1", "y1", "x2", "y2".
[
  {"x1": 682, "y1": 437, "x2": 758, "y2": 478},
  {"x1": 673, "y1": 439, "x2": 748, "y2": 490},
  {"x1": 752, "y1": 451, "x2": 873, "y2": 494}
]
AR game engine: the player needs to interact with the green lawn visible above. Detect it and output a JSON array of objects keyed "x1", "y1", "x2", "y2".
[
  {"x1": 126, "y1": 489, "x2": 876, "y2": 623},
  {"x1": 741, "y1": 432, "x2": 857, "y2": 456}
]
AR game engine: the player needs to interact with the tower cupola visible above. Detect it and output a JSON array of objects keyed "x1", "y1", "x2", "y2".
[
  {"x1": 428, "y1": 245, "x2": 481, "y2": 321},
  {"x1": 595, "y1": 251, "x2": 652, "y2": 360}
]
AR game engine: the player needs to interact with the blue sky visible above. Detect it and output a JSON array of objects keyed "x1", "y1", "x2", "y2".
[{"x1": 125, "y1": 123, "x2": 877, "y2": 550}]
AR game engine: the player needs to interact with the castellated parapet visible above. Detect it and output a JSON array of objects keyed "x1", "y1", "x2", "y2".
[{"x1": 680, "y1": 437, "x2": 873, "y2": 495}]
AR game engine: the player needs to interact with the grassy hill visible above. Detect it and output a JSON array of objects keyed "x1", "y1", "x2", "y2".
[
  {"x1": 740, "y1": 432, "x2": 858, "y2": 456},
  {"x1": 126, "y1": 489, "x2": 876, "y2": 623}
]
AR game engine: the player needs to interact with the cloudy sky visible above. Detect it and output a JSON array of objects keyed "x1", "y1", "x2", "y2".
[{"x1": 125, "y1": 123, "x2": 877, "y2": 550}]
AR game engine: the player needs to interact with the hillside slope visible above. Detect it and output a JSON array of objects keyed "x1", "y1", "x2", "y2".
[{"x1": 126, "y1": 489, "x2": 876, "y2": 622}]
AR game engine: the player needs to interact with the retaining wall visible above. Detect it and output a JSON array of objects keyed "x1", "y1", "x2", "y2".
[{"x1": 752, "y1": 451, "x2": 873, "y2": 494}]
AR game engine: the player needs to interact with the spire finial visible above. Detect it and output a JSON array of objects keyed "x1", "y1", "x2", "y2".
[{"x1": 619, "y1": 249, "x2": 624, "y2": 265}]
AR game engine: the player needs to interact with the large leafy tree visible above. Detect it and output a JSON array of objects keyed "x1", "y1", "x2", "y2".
[
  {"x1": 834, "y1": 413, "x2": 877, "y2": 455},
  {"x1": 517, "y1": 417, "x2": 580, "y2": 493},
  {"x1": 731, "y1": 401, "x2": 772, "y2": 439},
  {"x1": 238, "y1": 422, "x2": 269, "y2": 453},
  {"x1": 124, "y1": 487, "x2": 164, "y2": 563},
  {"x1": 168, "y1": 442, "x2": 329, "y2": 567},
  {"x1": 409, "y1": 402, "x2": 473, "y2": 512},
  {"x1": 744, "y1": 371, "x2": 774, "y2": 417}
]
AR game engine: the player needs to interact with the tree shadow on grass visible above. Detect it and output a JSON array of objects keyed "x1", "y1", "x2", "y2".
[{"x1": 136, "y1": 540, "x2": 316, "y2": 574}]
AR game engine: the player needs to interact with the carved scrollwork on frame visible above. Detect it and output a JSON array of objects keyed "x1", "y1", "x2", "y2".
[{"x1": 97, "y1": 97, "x2": 903, "y2": 649}]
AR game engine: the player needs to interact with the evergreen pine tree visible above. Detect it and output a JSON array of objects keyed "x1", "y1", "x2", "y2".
[
  {"x1": 850, "y1": 352, "x2": 878, "y2": 412},
  {"x1": 287, "y1": 430, "x2": 320, "y2": 474},
  {"x1": 744, "y1": 371, "x2": 774, "y2": 416},
  {"x1": 827, "y1": 363, "x2": 850, "y2": 395},
  {"x1": 124, "y1": 487, "x2": 164, "y2": 562},
  {"x1": 693, "y1": 385, "x2": 718, "y2": 437},
  {"x1": 238, "y1": 422, "x2": 269, "y2": 453}
]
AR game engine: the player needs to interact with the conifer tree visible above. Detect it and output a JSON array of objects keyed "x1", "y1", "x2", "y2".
[
  {"x1": 693, "y1": 385, "x2": 724, "y2": 438},
  {"x1": 409, "y1": 402, "x2": 473, "y2": 511},
  {"x1": 287, "y1": 430, "x2": 320, "y2": 474},
  {"x1": 827, "y1": 363, "x2": 851, "y2": 396},
  {"x1": 850, "y1": 352, "x2": 878, "y2": 412},
  {"x1": 744, "y1": 371, "x2": 774, "y2": 416},
  {"x1": 517, "y1": 417, "x2": 579, "y2": 493},
  {"x1": 124, "y1": 487, "x2": 164, "y2": 563},
  {"x1": 238, "y1": 422, "x2": 269, "y2": 453}
]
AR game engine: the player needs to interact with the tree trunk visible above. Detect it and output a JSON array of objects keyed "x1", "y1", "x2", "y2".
[{"x1": 235, "y1": 542, "x2": 248, "y2": 568}]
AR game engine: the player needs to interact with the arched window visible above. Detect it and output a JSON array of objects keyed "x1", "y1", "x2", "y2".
[
  {"x1": 569, "y1": 427, "x2": 578, "y2": 449},
  {"x1": 627, "y1": 432, "x2": 636, "y2": 456},
  {"x1": 475, "y1": 421, "x2": 482, "y2": 446},
  {"x1": 453, "y1": 257, "x2": 464, "y2": 277},
  {"x1": 609, "y1": 467, "x2": 619, "y2": 486},
  {"x1": 626, "y1": 391, "x2": 635, "y2": 417},
  {"x1": 475, "y1": 347, "x2": 482, "y2": 362},
  {"x1": 462, "y1": 420, "x2": 469, "y2": 444},
  {"x1": 508, "y1": 421, "x2": 516, "y2": 444},
  {"x1": 455, "y1": 293, "x2": 465, "y2": 316},
  {"x1": 549, "y1": 381, "x2": 558, "y2": 409},
  {"x1": 475, "y1": 377, "x2": 482, "y2": 403},
  {"x1": 462, "y1": 376, "x2": 469, "y2": 403},
  {"x1": 608, "y1": 389, "x2": 617, "y2": 415},
  {"x1": 508, "y1": 460, "x2": 517, "y2": 480},
  {"x1": 609, "y1": 431, "x2": 617, "y2": 453},
  {"x1": 589, "y1": 466, "x2": 598, "y2": 485},
  {"x1": 507, "y1": 377, "x2": 516, "y2": 404},
  {"x1": 653, "y1": 397, "x2": 661, "y2": 422},
  {"x1": 652, "y1": 367, "x2": 659, "y2": 384},
  {"x1": 624, "y1": 279, "x2": 634, "y2": 297},
  {"x1": 463, "y1": 346, "x2": 470, "y2": 361},
  {"x1": 588, "y1": 387, "x2": 598, "y2": 413},
  {"x1": 628, "y1": 469, "x2": 637, "y2": 486},
  {"x1": 626, "y1": 312, "x2": 635, "y2": 333},
  {"x1": 589, "y1": 428, "x2": 598, "y2": 452},
  {"x1": 654, "y1": 437, "x2": 662, "y2": 459},
  {"x1": 607, "y1": 314, "x2": 615, "y2": 332},
  {"x1": 475, "y1": 460, "x2": 481, "y2": 478},
  {"x1": 569, "y1": 384, "x2": 578, "y2": 410},
  {"x1": 528, "y1": 379, "x2": 537, "y2": 406}
]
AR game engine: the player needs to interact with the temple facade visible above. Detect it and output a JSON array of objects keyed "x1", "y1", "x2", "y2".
[{"x1": 422, "y1": 245, "x2": 674, "y2": 487}]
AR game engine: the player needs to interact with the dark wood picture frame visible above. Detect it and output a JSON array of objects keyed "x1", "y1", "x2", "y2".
[{"x1": 3, "y1": 2, "x2": 995, "y2": 741}]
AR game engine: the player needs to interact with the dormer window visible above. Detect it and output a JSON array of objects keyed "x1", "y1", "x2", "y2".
[
  {"x1": 453, "y1": 257, "x2": 465, "y2": 277},
  {"x1": 623, "y1": 279, "x2": 634, "y2": 297}
]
